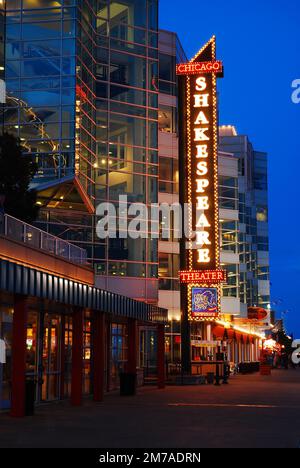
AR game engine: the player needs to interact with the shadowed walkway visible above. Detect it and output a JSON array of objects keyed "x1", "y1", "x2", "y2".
[{"x1": 1, "y1": 369, "x2": 300, "y2": 448}]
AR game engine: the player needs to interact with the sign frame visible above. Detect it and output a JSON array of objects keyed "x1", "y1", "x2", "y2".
[{"x1": 178, "y1": 36, "x2": 224, "y2": 323}]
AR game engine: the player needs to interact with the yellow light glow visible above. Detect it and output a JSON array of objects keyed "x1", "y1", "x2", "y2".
[{"x1": 216, "y1": 320, "x2": 265, "y2": 340}]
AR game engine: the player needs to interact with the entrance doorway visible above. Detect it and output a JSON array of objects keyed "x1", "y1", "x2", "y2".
[
  {"x1": 26, "y1": 309, "x2": 72, "y2": 404},
  {"x1": 41, "y1": 314, "x2": 61, "y2": 402}
]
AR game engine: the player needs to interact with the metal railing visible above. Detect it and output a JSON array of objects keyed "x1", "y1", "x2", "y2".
[{"x1": 0, "y1": 213, "x2": 88, "y2": 265}]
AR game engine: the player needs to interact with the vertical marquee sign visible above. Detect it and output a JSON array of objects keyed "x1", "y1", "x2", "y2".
[{"x1": 177, "y1": 37, "x2": 226, "y2": 328}]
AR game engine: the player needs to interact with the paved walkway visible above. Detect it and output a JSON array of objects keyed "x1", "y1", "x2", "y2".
[{"x1": 1, "y1": 369, "x2": 300, "y2": 448}]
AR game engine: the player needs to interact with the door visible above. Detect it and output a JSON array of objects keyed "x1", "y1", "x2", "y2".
[{"x1": 41, "y1": 315, "x2": 61, "y2": 401}]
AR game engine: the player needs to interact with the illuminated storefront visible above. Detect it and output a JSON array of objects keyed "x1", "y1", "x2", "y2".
[{"x1": 0, "y1": 217, "x2": 167, "y2": 417}]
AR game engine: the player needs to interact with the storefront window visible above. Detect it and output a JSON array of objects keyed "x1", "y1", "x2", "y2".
[
  {"x1": 26, "y1": 311, "x2": 38, "y2": 377},
  {"x1": 139, "y1": 328, "x2": 156, "y2": 371},
  {"x1": 41, "y1": 314, "x2": 60, "y2": 401},
  {"x1": 110, "y1": 323, "x2": 128, "y2": 389},
  {"x1": 83, "y1": 315, "x2": 92, "y2": 395},
  {"x1": 63, "y1": 316, "x2": 73, "y2": 398}
]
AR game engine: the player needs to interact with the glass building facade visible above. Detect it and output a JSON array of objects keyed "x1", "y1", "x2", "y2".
[
  {"x1": 219, "y1": 127, "x2": 270, "y2": 310},
  {"x1": 3, "y1": 0, "x2": 159, "y2": 302}
]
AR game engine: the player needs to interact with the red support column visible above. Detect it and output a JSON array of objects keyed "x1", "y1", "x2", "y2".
[
  {"x1": 157, "y1": 324, "x2": 166, "y2": 389},
  {"x1": 11, "y1": 295, "x2": 28, "y2": 418},
  {"x1": 127, "y1": 319, "x2": 138, "y2": 374},
  {"x1": 71, "y1": 307, "x2": 84, "y2": 407},
  {"x1": 93, "y1": 312, "x2": 105, "y2": 402}
]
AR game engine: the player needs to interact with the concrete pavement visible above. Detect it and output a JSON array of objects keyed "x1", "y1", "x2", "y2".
[{"x1": 1, "y1": 369, "x2": 300, "y2": 448}]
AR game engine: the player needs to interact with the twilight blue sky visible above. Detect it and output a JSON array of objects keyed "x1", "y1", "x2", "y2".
[{"x1": 160, "y1": 0, "x2": 300, "y2": 334}]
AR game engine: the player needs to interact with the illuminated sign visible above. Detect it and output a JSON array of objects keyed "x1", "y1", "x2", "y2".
[
  {"x1": 191, "y1": 288, "x2": 218, "y2": 319},
  {"x1": 191, "y1": 340, "x2": 220, "y2": 348},
  {"x1": 177, "y1": 37, "x2": 224, "y2": 321},
  {"x1": 176, "y1": 61, "x2": 223, "y2": 76},
  {"x1": 179, "y1": 270, "x2": 227, "y2": 284}
]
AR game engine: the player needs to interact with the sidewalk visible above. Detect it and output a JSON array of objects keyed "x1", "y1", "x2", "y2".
[{"x1": 1, "y1": 369, "x2": 300, "y2": 448}]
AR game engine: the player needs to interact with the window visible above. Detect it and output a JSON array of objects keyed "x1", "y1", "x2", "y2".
[
  {"x1": 158, "y1": 105, "x2": 176, "y2": 133},
  {"x1": 159, "y1": 157, "x2": 179, "y2": 194},
  {"x1": 256, "y1": 206, "x2": 268, "y2": 222},
  {"x1": 159, "y1": 253, "x2": 180, "y2": 291},
  {"x1": 222, "y1": 264, "x2": 239, "y2": 298},
  {"x1": 219, "y1": 176, "x2": 238, "y2": 210},
  {"x1": 221, "y1": 221, "x2": 238, "y2": 253},
  {"x1": 110, "y1": 323, "x2": 128, "y2": 389}
]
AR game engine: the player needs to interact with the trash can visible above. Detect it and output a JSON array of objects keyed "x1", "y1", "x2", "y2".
[
  {"x1": 120, "y1": 373, "x2": 137, "y2": 396},
  {"x1": 206, "y1": 372, "x2": 215, "y2": 385},
  {"x1": 25, "y1": 379, "x2": 36, "y2": 416}
]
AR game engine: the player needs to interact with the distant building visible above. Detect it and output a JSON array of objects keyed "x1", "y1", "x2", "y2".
[{"x1": 219, "y1": 126, "x2": 270, "y2": 312}]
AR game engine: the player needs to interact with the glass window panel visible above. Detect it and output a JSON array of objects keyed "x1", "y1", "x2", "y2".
[
  {"x1": 109, "y1": 113, "x2": 146, "y2": 148},
  {"x1": 2, "y1": 106, "x2": 19, "y2": 124},
  {"x1": 6, "y1": 0, "x2": 21, "y2": 9},
  {"x1": 6, "y1": 42, "x2": 21, "y2": 60},
  {"x1": 20, "y1": 76, "x2": 61, "y2": 90},
  {"x1": 96, "y1": 64, "x2": 108, "y2": 81},
  {"x1": 19, "y1": 89, "x2": 62, "y2": 106},
  {"x1": 23, "y1": 40, "x2": 61, "y2": 58},
  {"x1": 158, "y1": 105, "x2": 175, "y2": 133},
  {"x1": 109, "y1": 239, "x2": 146, "y2": 262},
  {"x1": 22, "y1": 22, "x2": 62, "y2": 40},
  {"x1": 148, "y1": 121, "x2": 158, "y2": 149},
  {"x1": 6, "y1": 60, "x2": 20, "y2": 79},
  {"x1": 97, "y1": 0, "x2": 108, "y2": 18},
  {"x1": 23, "y1": 0, "x2": 62, "y2": 8},
  {"x1": 148, "y1": 0, "x2": 158, "y2": 30},
  {"x1": 108, "y1": 262, "x2": 146, "y2": 278},
  {"x1": 6, "y1": 24, "x2": 21, "y2": 41},
  {"x1": 110, "y1": 85, "x2": 146, "y2": 106},
  {"x1": 110, "y1": 51, "x2": 146, "y2": 89},
  {"x1": 22, "y1": 58, "x2": 61, "y2": 77},
  {"x1": 159, "y1": 53, "x2": 175, "y2": 82},
  {"x1": 97, "y1": 17, "x2": 109, "y2": 36},
  {"x1": 110, "y1": 101, "x2": 146, "y2": 118},
  {"x1": 22, "y1": 9, "x2": 62, "y2": 22},
  {"x1": 108, "y1": 172, "x2": 146, "y2": 203},
  {"x1": 148, "y1": 31, "x2": 158, "y2": 48},
  {"x1": 110, "y1": 1, "x2": 146, "y2": 28},
  {"x1": 62, "y1": 57, "x2": 75, "y2": 75},
  {"x1": 110, "y1": 38, "x2": 146, "y2": 57},
  {"x1": 63, "y1": 20, "x2": 75, "y2": 37}
]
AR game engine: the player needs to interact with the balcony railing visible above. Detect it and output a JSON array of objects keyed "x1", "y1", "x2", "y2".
[{"x1": 0, "y1": 213, "x2": 88, "y2": 266}]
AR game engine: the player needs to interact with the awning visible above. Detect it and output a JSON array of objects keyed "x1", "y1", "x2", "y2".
[{"x1": 212, "y1": 324, "x2": 258, "y2": 343}]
